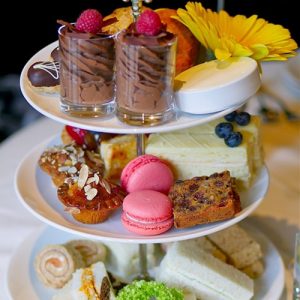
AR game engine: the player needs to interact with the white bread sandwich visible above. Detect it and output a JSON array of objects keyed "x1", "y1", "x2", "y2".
[
  {"x1": 102, "y1": 242, "x2": 158, "y2": 282},
  {"x1": 207, "y1": 224, "x2": 263, "y2": 269},
  {"x1": 156, "y1": 242, "x2": 254, "y2": 300},
  {"x1": 52, "y1": 261, "x2": 115, "y2": 300}
]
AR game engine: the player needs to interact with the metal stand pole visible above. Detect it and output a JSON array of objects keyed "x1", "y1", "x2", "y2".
[{"x1": 135, "y1": 133, "x2": 151, "y2": 280}]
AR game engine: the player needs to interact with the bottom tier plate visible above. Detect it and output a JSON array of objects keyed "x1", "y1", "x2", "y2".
[
  {"x1": 15, "y1": 136, "x2": 269, "y2": 243},
  {"x1": 6, "y1": 220, "x2": 285, "y2": 300}
]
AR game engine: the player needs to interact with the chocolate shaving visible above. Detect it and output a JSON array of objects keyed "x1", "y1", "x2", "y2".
[{"x1": 102, "y1": 17, "x2": 118, "y2": 28}]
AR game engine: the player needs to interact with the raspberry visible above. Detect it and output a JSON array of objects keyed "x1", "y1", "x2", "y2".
[
  {"x1": 65, "y1": 125, "x2": 87, "y2": 145},
  {"x1": 136, "y1": 10, "x2": 162, "y2": 36},
  {"x1": 75, "y1": 9, "x2": 103, "y2": 34}
]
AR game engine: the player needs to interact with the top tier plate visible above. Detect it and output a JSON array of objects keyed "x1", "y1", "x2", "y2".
[{"x1": 20, "y1": 41, "x2": 259, "y2": 134}]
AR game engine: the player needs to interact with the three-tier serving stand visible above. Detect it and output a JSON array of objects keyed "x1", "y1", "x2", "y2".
[{"x1": 17, "y1": 0, "x2": 269, "y2": 284}]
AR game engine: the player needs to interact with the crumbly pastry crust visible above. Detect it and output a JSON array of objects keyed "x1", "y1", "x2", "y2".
[
  {"x1": 38, "y1": 143, "x2": 104, "y2": 187},
  {"x1": 169, "y1": 171, "x2": 241, "y2": 228}
]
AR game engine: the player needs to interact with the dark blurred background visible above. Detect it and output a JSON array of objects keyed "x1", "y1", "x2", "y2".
[{"x1": 0, "y1": 0, "x2": 298, "y2": 141}]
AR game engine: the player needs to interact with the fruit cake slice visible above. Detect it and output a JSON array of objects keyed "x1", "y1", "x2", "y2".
[{"x1": 168, "y1": 171, "x2": 241, "y2": 228}]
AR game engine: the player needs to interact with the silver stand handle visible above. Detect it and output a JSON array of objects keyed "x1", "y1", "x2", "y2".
[{"x1": 135, "y1": 133, "x2": 151, "y2": 280}]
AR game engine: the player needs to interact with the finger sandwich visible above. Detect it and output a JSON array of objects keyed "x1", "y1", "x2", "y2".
[
  {"x1": 156, "y1": 241, "x2": 254, "y2": 300},
  {"x1": 52, "y1": 261, "x2": 115, "y2": 300}
]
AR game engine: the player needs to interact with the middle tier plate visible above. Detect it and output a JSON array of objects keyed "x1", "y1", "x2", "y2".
[{"x1": 15, "y1": 135, "x2": 269, "y2": 244}]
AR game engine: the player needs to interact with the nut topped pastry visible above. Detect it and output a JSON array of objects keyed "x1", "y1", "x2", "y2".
[
  {"x1": 39, "y1": 143, "x2": 104, "y2": 187},
  {"x1": 168, "y1": 171, "x2": 241, "y2": 228},
  {"x1": 58, "y1": 164, "x2": 126, "y2": 224}
]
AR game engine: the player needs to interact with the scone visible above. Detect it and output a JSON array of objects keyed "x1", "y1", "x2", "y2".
[
  {"x1": 39, "y1": 143, "x2": 104, "y2": 187},
  {"x1": 57, "y1": 164, "x2": 126, "y2": 224},
  {"x1": 168, "y1": 171, "x2": 241, "y2": 228}
]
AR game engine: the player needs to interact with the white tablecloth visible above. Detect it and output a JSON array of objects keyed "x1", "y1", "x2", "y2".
[{"x1": 0, "y1": 62, "x2": 299, "y2": 300}]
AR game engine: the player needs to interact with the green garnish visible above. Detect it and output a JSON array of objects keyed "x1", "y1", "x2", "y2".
[{"x1": 116, "y1": 280, "x2": 184, "y2": 300}]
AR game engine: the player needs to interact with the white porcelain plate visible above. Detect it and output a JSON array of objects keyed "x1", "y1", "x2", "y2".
[
  {"x1": 6, "y1": 220, "x2": 284, "y2": 300},
  {"x1": 20, "y1": 41, "x2": 248, "y2": 134},
  {"x1": 14, "y1": 135, "x2": 269, "y2": 244}
]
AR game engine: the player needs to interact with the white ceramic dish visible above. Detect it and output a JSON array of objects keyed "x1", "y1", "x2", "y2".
[
  {"x1": 14, "y1": 135, "x2": 269, "y2": 244},
  {"x1": 20, "y1": 41, "x2": 248, "y2": 134},
  {"x1": 6, "y1": 220, "x2": 285, "y2": 300},
  {"x1": 175, "y1": 57, "x2": 261, "y2": 114}
]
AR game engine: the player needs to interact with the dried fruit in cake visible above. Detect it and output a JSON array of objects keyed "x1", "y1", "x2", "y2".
[
  {"x1": 27, "y1": 61, "x2": 60, "y2": 94},
  {"x1": 38, "y1": 143, "x2": 104, "y2": 187},
  {"x1": 34, "y1": 244, "x2": 85, "y2": 288},
  {"x1": 168, "y1": 171, "x2": 241, "y2": 228},
  {"x1": 57, "y1": 165, "x2": 125, "y2": 224}
]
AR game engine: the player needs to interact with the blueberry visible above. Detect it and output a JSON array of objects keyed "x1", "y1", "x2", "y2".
[
  {"x1": 235, "y1": 112, "x2": 251, "y2": 126},
  {"x1": 215, "y1": 122, "x2": 233, "y2": 139},
  {"x1": 224, "y1": 111, "x2": 237, "y2": 122},
  {"x1": 225, "y1": 132, "x2": 243, "y2": 147}
]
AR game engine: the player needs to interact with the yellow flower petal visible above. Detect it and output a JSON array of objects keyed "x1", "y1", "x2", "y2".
[{"x1": 175, "y1": 1, "x2": 298, "y2": 62}]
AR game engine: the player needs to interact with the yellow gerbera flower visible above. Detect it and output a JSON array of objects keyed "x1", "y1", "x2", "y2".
[{"x1": 174, "y1": 2, "x2": 298, "y2": 62}]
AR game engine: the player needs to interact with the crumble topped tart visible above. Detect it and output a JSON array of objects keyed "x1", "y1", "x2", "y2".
[{"x1": 168, "y1": 171, "x2": 241, "y2": 228}]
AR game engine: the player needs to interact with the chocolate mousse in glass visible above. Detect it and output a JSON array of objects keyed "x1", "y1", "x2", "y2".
[
  {"x1": 115, "y1": 23, "x2": 177, "y2": 126},
  {"x1": 58, "y1": 25, "x2": 115, "y2": 117}
]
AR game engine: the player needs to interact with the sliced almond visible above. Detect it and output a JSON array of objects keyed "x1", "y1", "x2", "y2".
[
  {"x1": 78, "y1": 164, "x2": 89, "y2": 189},
  {"x1": 94, "y1": 173, "x2": 100, "y2": 185},
  {"x1": 101, "y1": 179, "x2": 111, "y2": 194},
  {"x1": 86, "y1": 188, "x2": 98, "y2": 200},
  {"x1": 65, "y1": 145, "x2": 76, "y2": 153},
  {"x1": 84, "y1": 184, "x2": 92, "y2": 192},
  {"x1": 58, "y1": 166, "x2": 69, "y2": 172},
  {"x1": 68, "y1": 166, "x2": 77, "y2": 174},
  {"x1": 86, "y1": 177, "x2": 96, "y2": 184}
]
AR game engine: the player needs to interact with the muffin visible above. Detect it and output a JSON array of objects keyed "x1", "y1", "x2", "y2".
[{"x1": 57, "y1": 164, "x2": 126, "y2": 224}]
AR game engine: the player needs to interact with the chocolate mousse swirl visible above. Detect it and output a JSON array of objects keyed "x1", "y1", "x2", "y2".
[
  {"x1": 59, "y1": 27, "x2": 115, "y2": 105},
  {"x1": 116, "y1": 31, "x2": 177, "y2": 114}
]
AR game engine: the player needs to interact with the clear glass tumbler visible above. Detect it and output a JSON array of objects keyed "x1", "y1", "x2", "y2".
[
  {"x1": 58, "y1": 26, "x2": 115, "y2": 117},
  {"x1": 115, "y1": 31, "x2": 177, "y2": 126}
]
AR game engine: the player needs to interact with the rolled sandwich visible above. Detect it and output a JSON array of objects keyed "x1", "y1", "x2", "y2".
[
  {"x1": 66, "y1": 240, "x2": 107, "y2": 266},
  {"x1": 156, "y1": 242, "x2": 254, "y2": 300},
  {"x1": 34, "y1": 244, "x2": 85, "y2": 289},
  {"x1": 53, "y1": 261, "x2": 116, "y2": 300}
]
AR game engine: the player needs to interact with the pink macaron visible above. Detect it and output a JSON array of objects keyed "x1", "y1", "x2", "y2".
[
  {"x1": 121, "y1": 154, "x2": 173, "y2": 194},
  {"x1": 121, "y1": 190, "x2": 174, "y2": 235}
]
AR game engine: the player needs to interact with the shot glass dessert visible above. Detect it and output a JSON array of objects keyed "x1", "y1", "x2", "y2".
[
  {"x1": 58, "y1": 9, "x2": 115, "y2": 117},
  {"x1": 115, "y1": 10, "x2": 177, "y2": 126}
]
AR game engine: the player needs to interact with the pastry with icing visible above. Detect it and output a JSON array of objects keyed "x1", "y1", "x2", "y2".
[{"x1": 27, "y1": 60, "x2": 60, "y2": 94}]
